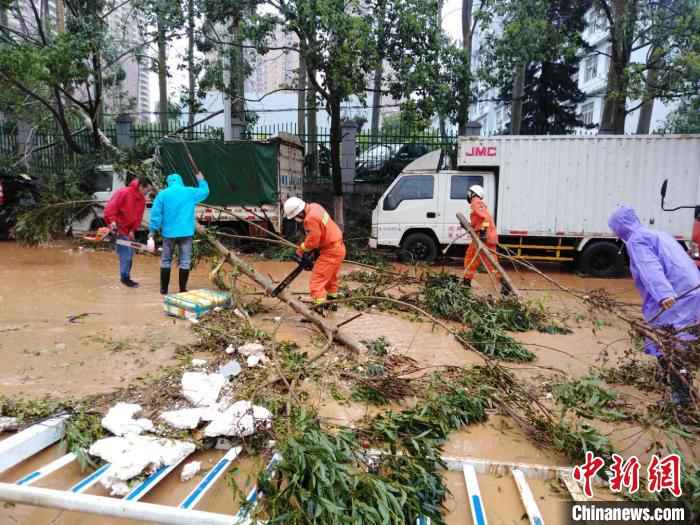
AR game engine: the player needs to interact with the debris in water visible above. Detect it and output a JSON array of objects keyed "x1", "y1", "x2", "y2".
[
  {"x1": 181, "y1": 372, "x2": 225, "y2": 407},
  {"x1": 101, "y1": 403, "x2": 154, "y2": 436},
  {"x1": 89, "y1": 435, "x2": 195, "y2": 495},
  {"x1": 191, "y1": 359, "x2": 207, "y2": 367},
  {"x1": 218, "y1": 360, "x2": 242, "y2": 378},
  {"x1": 204, "y1": 400, "x2": 272, "y2": 438},
  {"x1": 180, "y1": 461, "x2": 201, "y2": 481},
  {"x1": 225, "y1": 344, "x2": 236, "y2": 355},
  {"x1": 0, "y1": 416, "x2": 18, "y2": 432}
]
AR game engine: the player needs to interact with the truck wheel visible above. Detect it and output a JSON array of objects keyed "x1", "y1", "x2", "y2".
[
  {"x1": 399, "y1": 232, "x2": 438, "y2": 264},
  {"x1": 578, "y1": 241, "x2": 625, "y2": 277}
]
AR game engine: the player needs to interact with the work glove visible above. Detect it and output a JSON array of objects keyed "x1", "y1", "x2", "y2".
[
  {"x1": 293, "y1": 251, "x2": 316, "y2": 271},
  {"x1": 147, "y1": 236, "x2": 156, "y2": 253},
  {"x1": 109, "y1": 222, "x2": 117, "y2": 233}
]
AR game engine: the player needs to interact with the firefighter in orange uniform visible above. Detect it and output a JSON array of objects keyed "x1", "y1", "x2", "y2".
[
  {"x1": 283, "y1": 197, "x2": 346, "y2": 308},
  {"x1": 463, "y1": 185, "x2": 510, "y2": 296}
]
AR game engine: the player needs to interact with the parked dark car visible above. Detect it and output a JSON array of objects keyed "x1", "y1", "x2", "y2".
[
  {"x1": 0, "y1": 170, "x2": 39, "y2": 239},
  {"x1": 355, "y1": 143, "x2": 432, "y2": 182}
]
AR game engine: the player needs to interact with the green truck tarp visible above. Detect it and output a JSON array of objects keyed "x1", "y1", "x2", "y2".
[{"x1": 157, "y1": 139, "x2": 278, "y2": 206}]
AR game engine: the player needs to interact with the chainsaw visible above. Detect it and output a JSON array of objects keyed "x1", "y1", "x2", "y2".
[
  {"x1": 271, "y1": 250, "x2": 318, "y2": 297},
  {"x1": 83, "y1": 227, "x2": 155, "y2": 253}
]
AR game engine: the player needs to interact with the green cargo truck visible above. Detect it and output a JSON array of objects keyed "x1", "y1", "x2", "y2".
[{"x1": 157, "y1": 134, "x2": 304, "y2": 233}]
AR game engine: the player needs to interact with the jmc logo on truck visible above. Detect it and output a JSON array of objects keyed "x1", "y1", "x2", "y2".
[{"x1": 465, "y1": 146, "x2": 497, "y2": 157}]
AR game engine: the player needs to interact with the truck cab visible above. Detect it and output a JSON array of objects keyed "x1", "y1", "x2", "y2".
[{"x1": 370, "y1": 152, "x2": 496, "y2": 262}]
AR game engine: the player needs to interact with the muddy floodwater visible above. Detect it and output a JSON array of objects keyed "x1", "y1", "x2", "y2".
[{"x1": 1, "y1": 242, "x2": 697, "y2": 524}]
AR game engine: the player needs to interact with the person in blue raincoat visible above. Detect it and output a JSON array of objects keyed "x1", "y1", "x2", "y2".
[
  {"x1": 608, "y1": 206, "x2": 700, "y2": 406},
  {"x1": 148, "y1": 172, "x2": 209, "y2": 295}
]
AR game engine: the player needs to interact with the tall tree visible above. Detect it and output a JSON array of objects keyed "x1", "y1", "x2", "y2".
[
  {"x1": 594, "y1": 0, "x2": 699, "y2": 133},
  {"x1": 480, "y1": 0, "x2": 590, "y2": 134},
  {"x1": 273, "y1": 0, "x2": 441, "y2": 229},
  {"x1": 0, "y1": 0, "x2": 139, "y2": 151}
]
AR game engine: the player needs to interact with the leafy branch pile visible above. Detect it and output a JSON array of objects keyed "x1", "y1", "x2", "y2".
[
  {"x1": 255, "y1": 369, "x2": 489, "y2": 525},
  {"x1": 349, "y1": 337, "x2": 415, "y2": 405},
  {"x1": 551, "y1": 374, "x2": 627, "y2": 422}
]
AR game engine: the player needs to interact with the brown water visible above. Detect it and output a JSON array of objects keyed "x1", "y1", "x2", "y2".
[
  {"x1": 0, "y1": 242, "x2": 205, "y2": 398},
  {"x1": 1, "y1": 243, "x2": 695, "y2": 522}
]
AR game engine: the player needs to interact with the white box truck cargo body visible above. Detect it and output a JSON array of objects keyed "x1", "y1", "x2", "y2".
[{"x1": 369, "y1": 135, "x2": 700, "y2": 277}]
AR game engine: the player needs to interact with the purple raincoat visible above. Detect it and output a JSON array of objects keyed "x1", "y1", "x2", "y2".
[{"x1": 608, "y1": 207, "x2": 700, "y2": 356}]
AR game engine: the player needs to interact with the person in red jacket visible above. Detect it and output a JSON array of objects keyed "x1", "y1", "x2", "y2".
[
  {"x1": 283, "y1": 197, "x2": 346, "y2": 308},
  {"x1": 463, "y1": 185, "x2": 509, "y2": 296},
  {"x1": 103, "y1": 176, "x2": 152, "y2": 287}
]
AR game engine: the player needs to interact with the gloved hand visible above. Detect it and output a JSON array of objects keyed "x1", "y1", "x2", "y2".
[
  {"x1": 478, "y1": 229, "x2": 487, "y2": 242},
  {"x1": 293, "y1": 251, "x2": 315, "y2": 271},
  {"x1": 128, "y1": 230, "x2": 135, "y2": 241},
  {"x1": 147, "y1": 236, "x2": 156, "y2": 253},
  {"x1": 109, "y1": 222, "x2": 117, "y2": 233}
]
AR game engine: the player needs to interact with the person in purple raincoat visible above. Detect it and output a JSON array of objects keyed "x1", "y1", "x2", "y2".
[{"x1": 608, "y1": 206, "x2": 700, "y2": 406}]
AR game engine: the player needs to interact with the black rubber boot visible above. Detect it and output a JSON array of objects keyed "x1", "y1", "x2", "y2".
[
  {"x1": 179, "y1": 269, "x2": 190, "y2": 293},
  {"x1": 462, "y1": 278, "x2": 472, "y2": 289},
  {"x1": 500, "y1": 282, "x2": 513, "y2": 297},
  {"x1": 160, "y1": 268, "x2": 171, "y2": 295}
]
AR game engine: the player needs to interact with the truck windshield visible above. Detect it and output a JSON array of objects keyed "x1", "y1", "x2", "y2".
[{"x1": 383, "y1": 175, "x2": 434, "y2": 211}]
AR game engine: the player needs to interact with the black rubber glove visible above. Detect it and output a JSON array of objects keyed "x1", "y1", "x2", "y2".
[{"x1": 293, "y1": 252, "x2": 315, "y2": 271}]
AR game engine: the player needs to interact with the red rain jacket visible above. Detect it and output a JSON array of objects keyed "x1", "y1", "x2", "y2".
[{"x1": 104, "y1": 180, "x2": 146, "y2": 236}]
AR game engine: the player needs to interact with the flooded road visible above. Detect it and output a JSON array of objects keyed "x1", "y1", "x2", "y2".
[{"x1": 1, "y1": 242, "x2": 696, "y2": 524}]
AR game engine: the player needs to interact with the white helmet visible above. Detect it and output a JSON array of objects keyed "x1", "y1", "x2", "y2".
[
  {"x1": 284, "y1": 197, "x2": 306, "y2": 219},
  {"x1": 468, "y1": 185, "x2": 484, "y2": 199}
]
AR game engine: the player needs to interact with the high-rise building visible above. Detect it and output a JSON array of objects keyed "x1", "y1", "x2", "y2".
[{"x1": 245, "y1": 27, "x2": 300, "y2": 96}]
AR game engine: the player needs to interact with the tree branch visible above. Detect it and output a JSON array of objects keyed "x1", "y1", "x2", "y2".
[{"x1": 26, "y1": 0, "x2": 47, "y2": 45}]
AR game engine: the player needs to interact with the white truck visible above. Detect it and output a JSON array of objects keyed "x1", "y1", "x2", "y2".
[{"x1": 369, "y1": 135, "x2": 700, "y2": 277}]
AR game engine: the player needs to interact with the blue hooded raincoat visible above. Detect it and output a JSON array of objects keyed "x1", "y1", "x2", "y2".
[
  {"x1": 608, "y1": 206, "x2": 700, "y2": 356},
  {"x1": 149, "y1": 174, "x2": 209, "y2": 238}
]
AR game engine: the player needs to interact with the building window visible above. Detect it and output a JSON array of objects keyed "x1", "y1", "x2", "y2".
[
  {"x1": 581, "y1": 102, "x2": 595, "y2": 126},
  {"x1": 584, "y1": 56, "x2": 598, "y2": 82}
]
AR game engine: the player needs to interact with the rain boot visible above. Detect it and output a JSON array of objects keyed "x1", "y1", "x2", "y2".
[
  {"x1": 500, "y1": 282, "x2": 513, "y2": 297},
  {"x1": 160, "y1": 268, "x2": 171, "y2": 295},
  {"x1": 462, "y1": 278, "x2": 472, "y2": 289},
  {"x1": 179, "y1": 268, "x2": 190, "y2": 293}
]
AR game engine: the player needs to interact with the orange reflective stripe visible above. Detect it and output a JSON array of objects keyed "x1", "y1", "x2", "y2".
[{"x1": 322, "y1": 212, "x2": 330, "y2": 226}]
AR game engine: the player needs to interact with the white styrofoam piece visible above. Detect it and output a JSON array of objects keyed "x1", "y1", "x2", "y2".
[
  {"x1": 181, "y1": 372, "x2": 225, "y2": 407},
  {"x1": 101, "y1": 403, "x2": 154, "y2": 436},
  {"x1": 203, "y1": 401, "x2": 272, "y2": 438}
]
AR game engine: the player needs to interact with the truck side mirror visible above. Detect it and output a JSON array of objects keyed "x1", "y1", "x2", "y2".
[{"x1": 661, "y1": 179, "x2": 668, "y2": 200}]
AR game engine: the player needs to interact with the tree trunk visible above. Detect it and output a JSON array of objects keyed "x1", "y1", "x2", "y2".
[
  {"x1": 329, "y1": 95, "x2": 343, "y2": 230},
  {"x1": 636, "y1": 47, "x2": 661, "y2": 135},
  {"x1": 510, "y1": 62, "x2": 526, "y2": 135},
  {"x1": 157, "y1": 18, "x2": 168, "y2": 130},
  {"x1": 92, "y1": 52, "x2": 104, "y2": 147},
  {"x1": 306, "y1": 70, "x2": 318, "y2": 176},
  {"x1": 458, "y1": 0, "x2": 473, "y2": 135},
  {"x1": 198, "y1": 224, "x2": 364, "y2": 354},
  {"x1": 370, "y1": 62, "x2": 383, "y2": 136},
  {"x1": 55, "y1": 0, "x2": 64, "y2": 32},
  {"x1": 600, "y1": 0, "x2": 637, "y2": 134},
  {"x1": 186, "y1": 0, "x2": 195, "y2": 135},
  {"x1": 297, "y1": 55, "x2": 306, "y2": 137}
]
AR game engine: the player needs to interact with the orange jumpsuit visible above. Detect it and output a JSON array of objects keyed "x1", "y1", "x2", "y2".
[
  {"x1": 297, "y1": 203, "x2": 346, "y2": 302},
  {"x1": 463, "y1": 196, "x2": 500, "y2": 281}
]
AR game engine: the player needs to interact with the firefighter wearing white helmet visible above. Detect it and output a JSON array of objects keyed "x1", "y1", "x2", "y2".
[
  {"x1": 282, "y1": 197, "x2": 346, "y2": 309},
  {"x1": 463, "y1": 185, "x2": 511, "y2": 296}
]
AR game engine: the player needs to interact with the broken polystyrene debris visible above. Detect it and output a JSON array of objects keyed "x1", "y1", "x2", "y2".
[
  {"x1": 225, "y1": 344, "x2": 236, "y2": 355},
  {"x1": 247, "y1": 355, "x2": 262, "y2": 368},
  {"x1": 89, "y1": 435, "x2": 195, "y2": 495},
  {"x1": 159, "y1": 407, "x2": 218, "y2": 430},
  {"x1": 237, "y1": 342, "x2": 265, "y2": 357},
  {"x1": 191, "y1": 359, "x2": 207, "y2": 367},
  {"x1": 215, "y1": 437, "x2": 234, "y2": 450},
  {"x1": 101, "y1": 403, "x2": 154, "y2": 436},
  {"x1": 217, "y1": 360, "x2": 242, "y2": 378},
  {"x1": 180, "y1": 461, "x2": 201, "y2": 482},
  {"x1": 203, "y1": 400, "x2": 272, "y2": 438},
  {"x1": 0, "y1": 416, "x2": 18, "y2": 432},
  {"x1": 181, "y1": 372, "x2": 225, "y2": 407}
]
